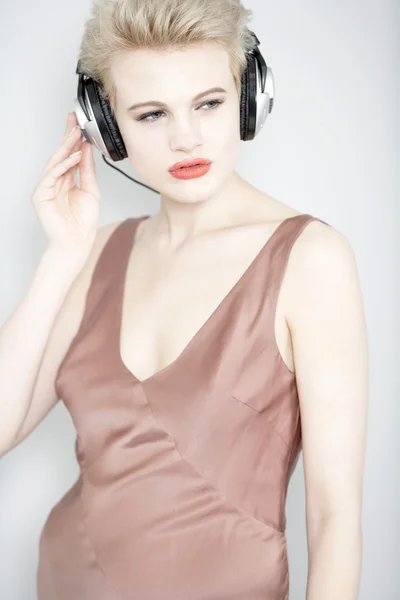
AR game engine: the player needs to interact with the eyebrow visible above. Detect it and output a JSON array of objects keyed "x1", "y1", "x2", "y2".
[{"x1": 127, "y1": 87, "x2": 228, "y2": 112}]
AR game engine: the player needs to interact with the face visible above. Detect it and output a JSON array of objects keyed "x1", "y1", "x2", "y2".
[{"x1": 111, "y1": 42, "x2": 242, "y2": 205}]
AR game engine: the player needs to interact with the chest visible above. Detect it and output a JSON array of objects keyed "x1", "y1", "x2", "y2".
[{"x1": 119, "y1": 230, "x2": 294, "y2": 382}]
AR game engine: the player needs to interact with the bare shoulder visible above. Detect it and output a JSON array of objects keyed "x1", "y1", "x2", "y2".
[
  {"x1": 290, "y1": 217, "x2": 356, "y2": 271},
  {"x1": 78, "y1": 219, "x2": 125, "y2": 282},
  {"x1": 282, "y1": 217, "x2": 360, "y2": 324}
]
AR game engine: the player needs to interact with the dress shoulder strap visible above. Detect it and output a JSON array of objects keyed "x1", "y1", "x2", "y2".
[
  {"x1": 260, "y1": 214, "x2": 332, "y2": 335},
  {"x1": 76, "y1": 217, "x2": 145, "y2": 338}
]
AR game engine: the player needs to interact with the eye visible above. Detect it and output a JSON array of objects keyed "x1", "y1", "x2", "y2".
[
  {"x1": 137, "y1": 99, "x2": 225, "y2": 123},
  {"x1": 203, "y1": 99, "x2": 224, "y2": 111}
]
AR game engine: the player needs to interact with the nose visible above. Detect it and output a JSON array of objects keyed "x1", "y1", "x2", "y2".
[{"x1": 169, "y1": 115, "x2": 203, "y2": 155}]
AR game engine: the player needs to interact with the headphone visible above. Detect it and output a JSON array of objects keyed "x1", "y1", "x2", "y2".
[{"x1": 73, "y1": 30, "x2": 275, "y2": 193}]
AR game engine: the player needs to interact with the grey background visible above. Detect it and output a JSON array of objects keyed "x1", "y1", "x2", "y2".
[{"x1": 0, "y1": 0, "x2": 398, "y2": 598}]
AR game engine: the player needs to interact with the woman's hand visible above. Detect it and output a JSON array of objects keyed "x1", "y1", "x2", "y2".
[{"x1": 31, "y1": 112, "x2": 101, "y2": 258}]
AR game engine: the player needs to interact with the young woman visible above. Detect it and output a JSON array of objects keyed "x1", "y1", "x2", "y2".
[{"x1": 0, "y1": 0, "x2": 368, "y2": 598}]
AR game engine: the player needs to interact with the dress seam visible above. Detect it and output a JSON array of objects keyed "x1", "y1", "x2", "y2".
[
  {"x1": 232, "y1": 394, "x2": 291, "y2": 447},
  {"x1": 141, "y1": 387, "x2": 286, "y2": 537},
  {"x1": 78, "y1": 481, "x2": 123, "y2": 600}
]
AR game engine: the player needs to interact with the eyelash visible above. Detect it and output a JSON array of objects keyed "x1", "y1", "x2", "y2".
[{"x1": 137, "y1": 99, "x2": 225, "y2": 123}]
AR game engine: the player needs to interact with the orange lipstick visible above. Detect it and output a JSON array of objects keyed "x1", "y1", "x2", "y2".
[{"x1": 168, "y1": 158, "x2": 211, "y2": 180}]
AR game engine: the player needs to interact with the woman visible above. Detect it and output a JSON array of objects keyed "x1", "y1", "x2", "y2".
[{"x1": 1, "y1": 0, "x2": 368, "y2": 598}]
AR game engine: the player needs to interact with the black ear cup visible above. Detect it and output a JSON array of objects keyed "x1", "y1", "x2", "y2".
[
  {"x1": 240, "y1": 60, "x2": 249, "y2": 141},
  {"x1": 240, "y1": 51, "x2": 258, "y2": 142},
  {"x1": 90, "y1": 81, "x2": 128, "y2": 161}
]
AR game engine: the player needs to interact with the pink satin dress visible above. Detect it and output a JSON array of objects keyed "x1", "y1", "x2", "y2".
[{"x1": 37, "y1": 213, "x2": 329, "y2": 599}]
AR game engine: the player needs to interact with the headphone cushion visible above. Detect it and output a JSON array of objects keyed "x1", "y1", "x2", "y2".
[
  {"x1": 95, "y1": 84, "x2": 128, "y2": 160},
  {"x1": 240, "y1": 59, "x2": 250, "y2": 141}
]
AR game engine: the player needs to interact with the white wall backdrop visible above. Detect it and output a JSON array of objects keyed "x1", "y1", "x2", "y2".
[{"x1": 0, "y1": 1, "x2": 398, "y2": 598}]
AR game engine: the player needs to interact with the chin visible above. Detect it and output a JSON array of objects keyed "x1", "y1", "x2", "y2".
[{"x1": 162, "y1": 177, "x2": 224, "y2": 204}]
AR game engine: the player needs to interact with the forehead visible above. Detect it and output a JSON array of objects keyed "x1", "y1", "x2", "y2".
[{"x1": 110, "y1": 42, "x2": 232, "y2": 103}]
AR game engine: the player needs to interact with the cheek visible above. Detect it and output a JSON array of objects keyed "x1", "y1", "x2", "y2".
[
  {"x1": 124, "y1": 137, "x2": 156, "y2": 176},
  {"x1": 217, "y1": 103, "x2": 241, "y2": 149},
  {"x1": 214, "y1": 108, "x2": 241, "y2": 161},
  {"x1": 198, "y1": 102, "x2": 241, "y2": 154}
]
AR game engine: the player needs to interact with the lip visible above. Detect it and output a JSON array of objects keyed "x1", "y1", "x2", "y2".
[{"x1": 168, "y1": 158, "x2": 211, "y2": 172}]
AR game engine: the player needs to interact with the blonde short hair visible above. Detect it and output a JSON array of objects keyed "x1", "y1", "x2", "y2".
[{"x1": 78, "y1": 0, "x2": 257, "y2": 114}]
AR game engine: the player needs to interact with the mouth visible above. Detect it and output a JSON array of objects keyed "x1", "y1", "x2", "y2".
[
  {"x1": 168, "y1": 161, "x2": 212, "y2": 180},
  {"x1": 169, "y1": 158, "x2": 211, "y2": 172}
]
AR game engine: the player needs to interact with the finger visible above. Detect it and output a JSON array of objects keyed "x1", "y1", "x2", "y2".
[
  {"x1": 42, "y1": 126, "x2": 83, "y2": 177},
  {"x1": 60, "y1": 114, "x2": 78, "y2": 189},
  {"x1": 64, "y1": 113, "x2": 71, "y2": 137},
  {"x1": 59, "y1": 164, "x2": 78, "y2": 197},
  {"x1": 63, "y1": 112, "x2": 78, "y2": 139},
  {"x1": 64, "y1": 127, "x2": 83, "y2": 187},
  {"x1": 33, "y1": 152, "x2": 83, "y2": 203},
  {"x1": 79, "y1": 142, "x2": 100, "y2": 198}
]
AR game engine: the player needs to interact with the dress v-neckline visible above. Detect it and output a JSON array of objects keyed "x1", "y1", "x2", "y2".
[{"x1": 116, "y1": 213, "x2": 308, "y2": 386}]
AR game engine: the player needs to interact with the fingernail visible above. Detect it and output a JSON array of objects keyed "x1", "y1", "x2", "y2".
[{"x1": 69, "y1": 150, "x2": 82, "y2": 158}]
